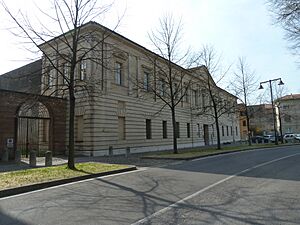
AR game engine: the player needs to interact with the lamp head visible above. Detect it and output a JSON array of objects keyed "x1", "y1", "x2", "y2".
[
  {"x1": 278, "y1": 80, "x2": 284, "y2": 86},
  {"x1": 258, "y1": 84, "x2": 264, "y2": 90}
]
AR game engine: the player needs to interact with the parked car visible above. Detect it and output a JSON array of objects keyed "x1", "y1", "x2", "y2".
[
  {"x1": 264, "y1": 135, "x2": 275, "y2": 143},
  {"x1": 294, "y1": 134, "x2": 300, "y2": 142},
  {"x1": 251, "y1": 136, "x2": 264, "y2": 143},
  {"x1": 283, "y1": 133, "x2": 296, "y2": 143}
]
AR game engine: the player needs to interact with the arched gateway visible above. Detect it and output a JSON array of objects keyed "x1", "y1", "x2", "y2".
[{"x1": 17, "y1": 101, "x2": 51, "y2": 157}]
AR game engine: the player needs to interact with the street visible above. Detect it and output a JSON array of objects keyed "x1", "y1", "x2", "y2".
[{"x1": 0, "y1": 145, "x2": 300, "y2": 225}]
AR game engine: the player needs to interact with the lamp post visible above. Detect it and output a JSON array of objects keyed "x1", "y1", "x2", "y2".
[{"x1": 259, "y1": 78, "x2": 284, "y2": 145}]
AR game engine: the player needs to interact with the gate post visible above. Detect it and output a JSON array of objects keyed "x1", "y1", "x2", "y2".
[
  {"x1": 45, "y1": 151, "x2": 52, "y2": 167},
  {"x1": 29, "y1": 150, "x2": 36, "y2": 167}
]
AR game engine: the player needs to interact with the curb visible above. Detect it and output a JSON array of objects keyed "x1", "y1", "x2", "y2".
[
  {"x1": 142, "y1": 143, "x2": 300, "y2": 160},
  {"x1": 0, "y1": 166, "x2": 137, "y2": 198}
]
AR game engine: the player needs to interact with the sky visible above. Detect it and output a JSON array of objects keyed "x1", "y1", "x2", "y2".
[{"x1": 0, "y1": 0, "x2": 299, "y2": 100}]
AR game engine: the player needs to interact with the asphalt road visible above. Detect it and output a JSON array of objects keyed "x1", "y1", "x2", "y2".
[{"x1": 0, "y1": 145, "x2": 299, "y2": 225}]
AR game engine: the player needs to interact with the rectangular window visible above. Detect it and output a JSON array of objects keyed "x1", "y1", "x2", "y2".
[
  {"x1": 62, "y1": 63, "x2": 69, "y2": 84},
  {"x1": 146, "y1": 119, "x2": 152, "y2": 139},
  {"x1": 222, "y1": 126, "x2": 224, "y2": 137},
  {"x1": 144, "y1": 72, "x2": 150, "y2": 91},
  {"x1": 185, "y1": 88, "x2": 190, "y2": 103},
  {"x1": 202, "y1": 93, "x2": 206, "y2": 108},
  {"x1": 236, "y1": 126, "x2": 238, "y2": 136},
  {"x1": 242, "y1": 120, "x2": 247, "y2": 126},
  {"x1": 231, "y1": 126, "x2": 233, "y2": 136},
  {"x1": 192, "y1": 90, "x2": 198, "y2": 106},
  {"x1": 226, "y1": 126, "x2": 229, "y2": 136},
  {"x1": 187, "y1": 123, "x2": 190, "y2": 138},
  {"x1": 118, "y1": 116, "x2": 126, "y2": 140},
  {"x1": 158, "y1": 78, "x2": 166, "y2": 97},
  {"x1": 79, "y1": 60, "x2": 87, "y2": 80},
  {"x1": 197, "y1": 123, "x2": 201, "y2": 137},
  {"x1": 176, "y1": 122, "x2": 180, "y2": 138},
  {"x1": 115, "y1": 62, "x2": 123, "y2": 85},
  {"x1": 162, "y1": 120, "x2": 167, "y2": 139},
  {"x1": 76, "y1": 116, "x2": 84, "y2": 142}
]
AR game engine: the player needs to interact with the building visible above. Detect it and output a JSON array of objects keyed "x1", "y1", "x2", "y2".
[
  {"x1": 277, "y1": 94, "x2": 300, "y2": 134},
  {"x1": 248, "y1": 104, "x2": 274, "y2": 136},
  {"x1": 0, "y1": 60, "x2": 42, "y2": 94},
  {"x1": 1, "y1": 21, "x2": 241, "y2": 157}
]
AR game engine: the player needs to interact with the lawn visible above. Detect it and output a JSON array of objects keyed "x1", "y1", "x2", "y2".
[
  {"x1": 0, "y1": 162, "x2": 130, "y2": 190},
  {"x1": 143, "y1": 143, "x2": 282, "y2": 159}
]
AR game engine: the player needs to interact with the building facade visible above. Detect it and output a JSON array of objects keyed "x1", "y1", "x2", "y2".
[
  {"x1": 277, "y1": 94, "x2": 300, "y2": 134},
  {"x1": 3, "y1": 22, "x2": 241, "y2": 156}
]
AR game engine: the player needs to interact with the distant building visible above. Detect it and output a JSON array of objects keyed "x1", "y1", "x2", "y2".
[
  {"x1": 248, "y1": 104, "x2": 274, "y2": 136},
  {"x1": 0, "y1": 60, "x2": 42, "y2": 94},
  {"x1": 277, "y1": 94, "x2": 300, "y2": 134}
]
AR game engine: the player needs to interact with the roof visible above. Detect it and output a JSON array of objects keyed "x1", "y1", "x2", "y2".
[{"x1": 278, "y1": 94, "x2": 300, "y2": 101}]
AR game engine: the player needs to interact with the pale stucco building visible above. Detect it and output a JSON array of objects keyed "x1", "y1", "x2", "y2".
[{"x1": 37, "y1": 21, "x2": 240, "y2": 156}]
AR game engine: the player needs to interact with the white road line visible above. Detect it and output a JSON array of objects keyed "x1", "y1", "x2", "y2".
[
  {"x1": 131, "y1": 152, "x2": 300, "y2": 225},
  {"x1": 0, "y1": 168, "x2": 147, "y2": 201}
]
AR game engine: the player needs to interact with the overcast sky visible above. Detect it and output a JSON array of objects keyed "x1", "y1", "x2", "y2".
[{"x1": 0, "y1": 0, "x2": 299, "y2": 99}]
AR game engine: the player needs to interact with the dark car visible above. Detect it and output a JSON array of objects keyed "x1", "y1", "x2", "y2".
[{"x1": 252, "y1": 136, "x2": 264, "y2": 143}]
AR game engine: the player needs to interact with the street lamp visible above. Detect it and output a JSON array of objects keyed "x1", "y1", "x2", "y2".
[{"x1": 258, "y1": 78, "x2": 284, "y2": 145}]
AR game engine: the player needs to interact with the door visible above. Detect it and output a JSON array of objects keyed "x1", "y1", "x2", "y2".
[{"x1": 203, "y1": 124, "x2": 209, "y2": 145}]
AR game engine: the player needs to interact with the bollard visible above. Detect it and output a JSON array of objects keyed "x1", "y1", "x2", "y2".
[
  {"x1": 125, "y1": 147, "x2": 130, "y2": 158},
  {"x1": 109, "y1": 146, "x2": 113, "y2": 156},
  {"x1": 45, "y1": 151, "x2": 52, "y2": 167},
  {"x1": 15, "y1": 149, "x2": 21, "y2": 163},
  {"x1": 29, "y1": 150, "x2": 36, "y2": 167},
  {"x1": 2, "y1": 148, "x2": 8, "y2": 162}
]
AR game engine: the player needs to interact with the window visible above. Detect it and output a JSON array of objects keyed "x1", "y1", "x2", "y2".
[
  {"x1": 144, "y1": 72, "x2": 150, "y2": 91},
  {"x1": 162, "y1": 120, "x2": 167, "y2": 139},
  {"x1": 158, "y1": 78, "x2": 166, "y2": 96},
  {"x1": 187, "y1": 123, "x2": 191, "y2": 138},
  {"x1": 118, "y1": 116, "x2": 126, "y2": 140},
  {"x1": 242, "y1": 120, "x2": 247, "y2": 126},
  {"x1": 176, "y1": 122, "x2": 180, "y2": 138},
  {"x1": 197, "y1": 123, "x2": 201, "y2": 137},
  {"x1": 76, "y1": 116, "x2": 84, "y2": 142},
  {"x1": 226, "y1": 126, "x2": 229, "y2": 136},
  {"x1": 192, "y1": 90, "x2": 198, "y2": 106},
  {"x1": 62, "y1": 63, "x2": 69, "y2": 84},
  {"x1": 146, "y1": 119, "x2": 152, "y2": 139},
  {"x1": 115, "y1": 62, "x2": 123, "y2": 85},
  {"x1": 202, "y1": 93, "x2": 206, "y2": 108},
  {"x1": 231, "y1": 126, "x2": 233, "y2": 136},
  {"x1": 185, "y1": 88, "x2": 190, "y2": 103},
  {"x1": 222, "y1": 126, "x2": 224, "y2": 136},
  {"x1": 79, "y1": 60, "x2": 87, "y2": 80},
  {"x1": 236, "y1": 126, "x2": 238, "y2": 136}
]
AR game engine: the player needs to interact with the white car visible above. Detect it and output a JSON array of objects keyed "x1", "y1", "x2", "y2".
[
  {"x1": 283, "y1": 133, "x2": 296, "y2": 143},
  {"x1": 294, "y1": 134, "x2": 300, "y2": 142}
]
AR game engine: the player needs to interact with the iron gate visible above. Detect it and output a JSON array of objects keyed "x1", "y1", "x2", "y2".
[{"x1": 17, "y1": 101, "x2": 51, "y2": 157}]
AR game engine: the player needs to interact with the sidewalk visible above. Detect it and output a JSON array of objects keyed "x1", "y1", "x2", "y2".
[{"x1": 0, "y1": 154, "x2": 178, "y2": 173}]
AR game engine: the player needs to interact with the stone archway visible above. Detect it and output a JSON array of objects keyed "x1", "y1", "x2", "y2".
[{"x1": 17, "y1": 101, "x2": 51, "y2": 157}]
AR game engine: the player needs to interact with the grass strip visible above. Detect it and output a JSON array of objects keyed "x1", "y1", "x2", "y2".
[
  {"x1": 0, "y1": 162, "x2": 129, "y2": 190},
  {"x1": 144, "y1": 143, "x2": 282, "y2": 159}
]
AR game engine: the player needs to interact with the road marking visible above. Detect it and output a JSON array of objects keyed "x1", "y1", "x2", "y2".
[
  {"x1": 0, "y1": 168, "x2": 147, "y2": 201},
  {"x1": 131, "y1": 152, "x2": 300, "y2": 225}
]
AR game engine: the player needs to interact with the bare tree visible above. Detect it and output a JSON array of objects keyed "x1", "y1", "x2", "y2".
[
  {"x1": 1, "y1": 0, "x2": 120, "y2": 169},
  {"x1": 140, "y1": 14, "x2": 191, "y2": 154},
  {"x1": 230, "y1": 57, "x2": 257, "y2": 146},
  {"x1": 268, "y1": 0, "x2": 300, "y2": 55},
  {"x1": 191, "y1": 45, "x2": 236, "y2": 150}
]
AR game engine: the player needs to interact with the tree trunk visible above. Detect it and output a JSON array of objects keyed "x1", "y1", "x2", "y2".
[
  {"x1": 68, "y1": 88, "x2": 76, "y2": 169},
  {"x1": 215, "y1": 116, "x2": 221, "y2": 150},
  {"x1": 171, "y1": 107, "x2": 178, "y2": 154}
]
